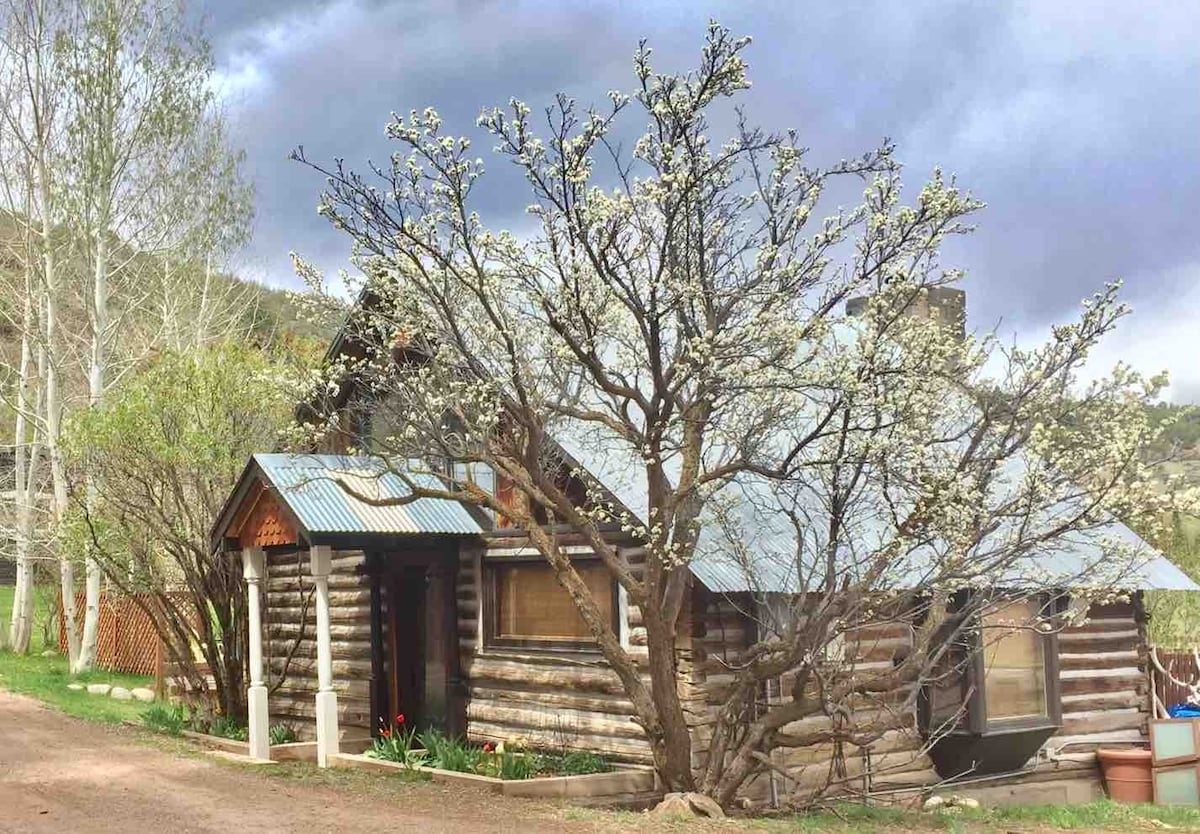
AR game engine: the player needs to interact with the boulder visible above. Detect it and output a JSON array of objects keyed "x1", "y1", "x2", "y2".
[
  {"x1": 684, "y1": 793, "x2": 725, "y2": 818},
  {"x1": 650, "y1": 794, "x2": 693, "y2": 819},
  {"x1": 86, "y1": 683, "x2": 111, "y2": 696},
  {"x1": 650, "y1": 792, "x2": 725, "y2": 819},
  {"x1": 110, "y1": 686, "x2": 133, "y2": 701},
  {"x1": 131, "y1": 688, "x2": 155, "y2": 703},
  {"x1": 923, "y1": 795, "x2": 946, "y2": 810},
  {"x1": 40, "y1": 649, "x2": 57, "y2": 657},
  {"x1": 67, "y1": 683, "x2": 85, "y2": 691}
]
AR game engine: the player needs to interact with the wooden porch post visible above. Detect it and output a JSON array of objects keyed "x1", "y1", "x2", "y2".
[
  {"x1": 241, "y1": 546, "x2": 270, "y2": 762},
  {"x1": 311, "y1": 545, "x2": 339, "y2": 766}
]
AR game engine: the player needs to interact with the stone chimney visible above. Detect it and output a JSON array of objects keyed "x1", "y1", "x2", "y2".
[{"x1": 846, "y1": 286, "x2": 966, "y2": 342}]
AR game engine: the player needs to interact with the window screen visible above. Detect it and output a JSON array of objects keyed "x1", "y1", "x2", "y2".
[
  {"x1": 982, "y1": 598, "x2": 1047, "y2": 721},
  {"x1": 1156, "y1": 765, "x2": 1200, "y2": 807},
  {"x1": 493, "y1": 561, "x2": 612, "y2": 643}
]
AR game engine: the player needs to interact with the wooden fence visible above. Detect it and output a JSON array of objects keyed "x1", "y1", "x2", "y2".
[
  {"x1": 1150, "y1": 647, "x2": 1200, "y2": 713},
  {"x1": 58, "y1": 592, "x2": 171, "y2": 677}
]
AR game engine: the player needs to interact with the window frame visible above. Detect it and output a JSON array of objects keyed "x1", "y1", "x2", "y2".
[
  {"x1": 482, "y1": 555, "x2": 620, "y2": 653},
  {"x1": 922, "y1": 591, "x2": 1064, "y2": 738},
  {"x1": 921, "y1": 592, "x2": 1067, "y2": 778},
  {"x1": 966, "y1": 595, "x2": 1064, "y2": 735}
]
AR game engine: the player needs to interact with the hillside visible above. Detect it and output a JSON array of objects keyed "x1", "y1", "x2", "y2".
[{"x1": 0, "y1": 212, "x2": 337, "y2": 442}]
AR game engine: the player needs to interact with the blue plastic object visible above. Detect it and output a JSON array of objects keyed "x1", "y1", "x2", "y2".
[{"x1": 1167, "y1": 703, "x2": 1200, "y2": 718}]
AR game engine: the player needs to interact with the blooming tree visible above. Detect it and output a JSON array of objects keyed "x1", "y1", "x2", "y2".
[
  {"x1": 294, "y1": 23, "x2": 1189, "y2": 805},
  {"x1": 64, "y1": 343, "x2": 306, "y2": 719}
]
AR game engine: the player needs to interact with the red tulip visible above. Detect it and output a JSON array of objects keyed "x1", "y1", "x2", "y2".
[
  {"x1": 396, "y1": 713, "x2": 405, "y2": 725},
  {"x1": 381, "y1": 728, "x2": 392, "y2": 739}
]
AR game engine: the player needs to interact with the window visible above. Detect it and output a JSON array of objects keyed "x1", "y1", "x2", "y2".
[
  {"x1": 922, "y1": 594, "x2": 1063, "y2": 778},
  {"x1": 451, "y1": 461, "x2": 519, "y2": 527},
  {"x1": 981, "y1": 598, "x2": 1048, "y2": 722},
  {"x1": 452, "y1": 461, "x2": 496, "y2": 499},
  {"x1": 485, "y1": 560, "x2": 616, "y2": 649}
]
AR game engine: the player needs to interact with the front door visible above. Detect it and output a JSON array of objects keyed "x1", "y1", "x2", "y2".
[
  {"x1": 374, "y1": 553, "x2": 461, "y2": 736},
  {"x1": 385, "y1": 565, "x2": 426, "y2": 730}
]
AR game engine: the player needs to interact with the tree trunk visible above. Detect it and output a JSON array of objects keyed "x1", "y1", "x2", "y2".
[
  {"x1": 195, "y1": 252, "x2": 212, "y2": 346},
  {"x1": 39, "y1": 169, "x2": 79, "y2": 668},
  {"x1": 643, "y1": 603, "x2": 698, "y2": 792},
  {"x1": 10, "y1": 274, "x2": 39, "y2": 653},
  {"x1": 76, "y1": 231, "x2": 109, "y2": 673}
]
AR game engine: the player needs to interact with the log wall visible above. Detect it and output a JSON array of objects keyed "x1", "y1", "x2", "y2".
[
  {"x1": 690, "y1": 592, "x2": 1150, "y2": 806},
  {"x1": 263, "y1": 547, "x2": 374, "y2": 741},
  {"x1": 458, "y1": 536, "x2": 666, "y2": 763},
  {"x1": 257, "y1": 538, "x2": 1149, "y2": 805}
]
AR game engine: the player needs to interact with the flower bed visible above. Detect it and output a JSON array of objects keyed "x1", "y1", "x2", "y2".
[
  {"x1": 140, "y1": 702, "x2": 369, "y2": 762},
  {"x1": 178, "y1": 730, "x2": 325, "y2": 761},
  {"x1": 330, "y1": 752, "x2": 658, "y2": 802},
  {"x1": 341, "y1": 714, "x2": 657, "y2": 805},
  {"x1": 366, "y1": 716, "x2": 610, "y2": 780}
]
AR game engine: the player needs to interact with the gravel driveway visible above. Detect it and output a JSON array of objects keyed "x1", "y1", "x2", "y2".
[{"x1": 0, "y1": 689, "x2": 634, "y2": 834}]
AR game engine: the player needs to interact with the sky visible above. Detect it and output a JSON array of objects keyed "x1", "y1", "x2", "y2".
[{"x1": 203, "y1": 0, "x2": 1200, "y2": 402}]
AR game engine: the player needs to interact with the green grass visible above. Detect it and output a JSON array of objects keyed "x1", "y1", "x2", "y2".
[
  {"x1": 747, "y1": 800, "x2": 1200, "y2": 832},
  {"x1": 977, "y1": 799, "x2": 1200, "y2": 829},
  {"x1": 560, "y1": 800, "x2": 1200, "y2": 832},
  {"x1": 0, "y1": 649, "x2": 154, "y2": 725},
  {"x1": 0, "y1": 583, "x2": 63, "y2": 652}
]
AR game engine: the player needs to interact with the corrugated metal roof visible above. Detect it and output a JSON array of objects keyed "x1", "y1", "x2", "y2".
[
  {"x1": 549, "y1": 323, "x2": 1200, "y2": 596},
  {"x1": 254, "y1": 454, "x2": 483, "y2": 536}
]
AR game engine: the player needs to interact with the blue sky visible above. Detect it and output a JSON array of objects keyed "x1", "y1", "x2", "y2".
[{"x1": 205, "y1": 1, "x2": 1200, "y2": 402}]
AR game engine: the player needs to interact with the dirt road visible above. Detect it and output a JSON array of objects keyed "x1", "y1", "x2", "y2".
[{"x1": 0, "y1": 689, "x2": 632, "y2": 834}]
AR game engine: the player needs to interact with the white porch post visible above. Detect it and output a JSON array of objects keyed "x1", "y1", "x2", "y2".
[
  {"x1": 242, "y1": 546, "x2": 270, "y2": 762},
  {"x1": 310, "y1": 545, "x2": 339, "y2": 767}
]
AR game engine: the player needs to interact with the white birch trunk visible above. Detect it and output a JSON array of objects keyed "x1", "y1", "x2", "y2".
[
  {"x1": 76, "y1": 230, "x2": 108, "y2": 673},
  {"x1": 39, "y1": 168, "x2": 79, "y2": 668},
  {"x1": 195, "y1": 252, "x2": 212, "y2": 346},
  {"x1": 10, "y1": 269, "x2": 39, "y2": 653}
]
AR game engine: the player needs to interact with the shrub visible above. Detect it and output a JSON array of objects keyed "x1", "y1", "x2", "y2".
[{"x1": 141, "y1": 703, "x2": 186, "y2": 736}]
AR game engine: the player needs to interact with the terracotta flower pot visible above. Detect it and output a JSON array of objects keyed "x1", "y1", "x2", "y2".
[{"x1": 1097, "y1": 747, "x2": 1153, "y2": 804}]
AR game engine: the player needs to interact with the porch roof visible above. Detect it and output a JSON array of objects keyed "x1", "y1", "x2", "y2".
[{"x1": 211, "y1": 454, "x2": 483, "y2": 550}]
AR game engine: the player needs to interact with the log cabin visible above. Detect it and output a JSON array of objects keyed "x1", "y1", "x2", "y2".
[{"x1": 208, "y1": 291, "x2": 1199, "y2": 806}]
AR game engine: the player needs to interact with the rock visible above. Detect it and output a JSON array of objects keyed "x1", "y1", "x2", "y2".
[
  {"x1": 40, "y1": 649, "x2": 57, "y2": 657},
  {"x1": 651, "y1": 794, "x2": 694, "y2": 819},
  {"x1": 131, "y1": 687, "x2": 155, "y2": 703},
  {"x1": 67, "y1": 683, "x2": 85, "y2": 691},
  {"x1": 684, "y1": 792, "x2": 725, "y2": 818},
  {"x1": 924, "y1": 794, "x2": 981, "y2": 812},
  {"x1": 86, "y1": 683, "x2": 111, "y2": 696},
  {"x1": 650, "y1": 792, "x2": 724, "y2": 819},
  {"x1": 110, "y1": 686, "x2": 133, "y2": 701}
]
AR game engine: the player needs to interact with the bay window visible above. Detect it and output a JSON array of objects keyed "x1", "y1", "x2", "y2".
[{"x1": 923, "y1": 594, "x2": 1063, "y2": 777}]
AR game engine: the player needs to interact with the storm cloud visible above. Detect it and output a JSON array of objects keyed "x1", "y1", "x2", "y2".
[{"x1": 205, "y1": 0, "x2": 1200, "y2": 402}]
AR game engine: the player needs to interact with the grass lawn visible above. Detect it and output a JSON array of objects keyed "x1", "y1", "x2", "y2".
[
  {"x1": 0, "y1": 582, "x2": 63, "y2": 653},
  {"x1": 558, "y1": 800, "x2": 1200, "y2": 832},
  {"x1": 762, "y1": 800, "x2": 1200, "y2": 831},
  {"x1": 0, "y1": 648, "x2": 154, "y2": 725}
]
